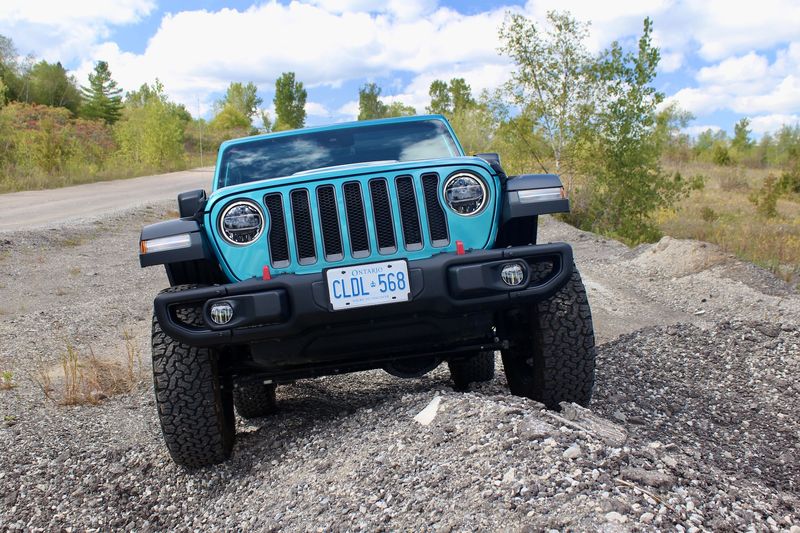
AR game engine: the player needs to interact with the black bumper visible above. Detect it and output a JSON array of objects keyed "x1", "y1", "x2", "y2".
[{"x1": 154, "y1": 243, "x2": 574, "y2": 347}]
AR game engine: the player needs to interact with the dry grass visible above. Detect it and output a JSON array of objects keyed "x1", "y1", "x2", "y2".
[
  {"x1": 36, "y1": 331, "x2": 143, "y2": 406},
  {"x1": 660, "y1": 162, "x2": 800, "y2": 284},
  {"x1": 0, "y1": 370, "x2": 16, "y2": 390}
]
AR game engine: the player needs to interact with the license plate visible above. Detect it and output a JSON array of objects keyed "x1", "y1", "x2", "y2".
[{"x1": 326, "y1": 260, "x2": 411, "y2": 310}]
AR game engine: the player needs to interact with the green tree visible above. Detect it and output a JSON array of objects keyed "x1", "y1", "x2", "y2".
[
  {"x1": 358, "y1": 82, "x2": 388, "y2": 120},
  {"x1": 448, "y1": 78, "x2": 475, "y2": 114},
  {"x1": 273, "y1": 72, "x2": 306, "y2": 131},
  {"x1": 732, "y1": 117, "x2": 753, "y2": 152},
  {"x1": 499, "y1": 11, "x2": 596, "y2": 191},
  {"x1": 654, "y1": 102, "x2": 693, "y2": 164},
  {"x1": 426, "y1": 78, "x2": 475, "y2": 116},
  {"x1": 217, "y1": 81, "x2": 262, "y2": 123},
  {"x1": 385, "y1": 101, "x2": 416, "y2": 117},
  {"x1": 448, "y1": 95, "x2": 498, "y2": 155},
  {"x1": 210, "y1": 104, "x2": 251, "y2": 130},
  {"x1": 427, "y1": 79, "x2": 450, "y2": 115},
  {"x1": 114, "y1": 81, "x2": 184, "y2": 168},
  {"x1": 0, "y1": 35, "x2": 24, "y2": 104},
  {"x1": 582, "y1": 17, "x2": 690, "y2": 243},
  {"x1": 80, "y1": 61, "x2": 123, "y2": 124},
  {"x1": 27, "y1": 61, "x2": 81, "y2": 113}
]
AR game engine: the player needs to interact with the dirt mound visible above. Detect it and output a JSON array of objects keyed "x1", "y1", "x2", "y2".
[{"x1": 627, "y1": 236, "x2": 730, "y2": 278}]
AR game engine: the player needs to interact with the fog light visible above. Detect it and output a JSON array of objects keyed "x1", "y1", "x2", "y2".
[
  {"x1": 210, "y1": 302, "x2": 234, "y2": 325},
  {"x1": 501, "y1": 263, "x2": 525, "y2": 286}
]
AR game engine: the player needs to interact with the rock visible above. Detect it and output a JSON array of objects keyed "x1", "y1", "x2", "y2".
[
  {"x1": 662, "y1": 455, "x2": 678, "y2": 468},
  {"x1": 620, "y1": 467, "x2": 676, "y2": 489},
  {"x1": 612, "y1": 411, "x2": 627, "y2": 423},
  {"x1": 563, "y1": 444, "x2": 582, "y2": 460},
  {"x1": 109, "y1": 463, "x2": 125, "y2": 475},
  {"x1": 755, "y1": 323, "x2": 781, "y2": 338},
  {"x1": 605, "y1": 511, "x2": 627, "y2": 523},
  {"x1": 413, "y1": 396, "x2": 441, "y2": 426},
  {"x1": 517, "y1": 419, "x2": 555, "y2": 441},
  {"x1": 640, "y1": 512, "x2": 654, "y2": 523},
  {"x1": 789, "y1": 526, "x2": 800, "y2": 533},
  {"x1": 502, "y1": 468, "x2": 516, "y2": 483}
]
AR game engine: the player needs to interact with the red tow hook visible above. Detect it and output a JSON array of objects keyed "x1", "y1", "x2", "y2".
[
  {"x1": 456, "y1": 240, "x2": 465, "y2": 255},
  {"x1": 262, "y1": 266, "x2": 272, "y2": 280}
]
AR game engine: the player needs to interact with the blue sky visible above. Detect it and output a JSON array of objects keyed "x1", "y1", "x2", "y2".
[{"x1": 2, "y1": 0, "x2": 799, "y2": 137}]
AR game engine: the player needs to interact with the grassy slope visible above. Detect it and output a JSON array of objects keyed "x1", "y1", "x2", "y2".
[{"x1": 659, "y1": 162, "x2": 800, "y2": 283}]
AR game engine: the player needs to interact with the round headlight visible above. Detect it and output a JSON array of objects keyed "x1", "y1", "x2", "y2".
[
  {"x1": 219, "y1": 201, "x2": 263, "y2": 245},
  {"x1": 444, "y1": 172, "x2": 487, "y2": 216}
]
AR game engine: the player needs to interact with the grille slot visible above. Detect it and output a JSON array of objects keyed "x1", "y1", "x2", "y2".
[
  {"x1": 316, "y1": 185, "x2": 343, "y2": 261},
  {"x1": 343, "y1": 182, "x2": 370, "y2": 258},
  {"x1": 395, "y1": 176, "x2": 422, "y2": 251},
  {"x1": 290, "y1": 189, "x2": 316, "y2": 265},
  {"x1": 263, "y1": 193, "x2": 289, "y2": 267},
  {"x1": 421, "y1": 173, "x2": 449, "y2": 246},
  {"x1": 369, "y1": 179, "x2": 397, "y2": 254}
]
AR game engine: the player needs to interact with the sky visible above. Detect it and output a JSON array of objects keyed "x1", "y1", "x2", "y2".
[{"x1": 1, "y1": 0, "x2": 799, "y2": 137}]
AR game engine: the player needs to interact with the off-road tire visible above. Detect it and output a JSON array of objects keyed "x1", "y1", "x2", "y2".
[
  {"x1": 502, "y1": 265, "x2": 596, "y2": 409},
  {"x1": 152, "y1": 284, "x2": 235, "y2": 468},
  {"x1": 448, "y1": 351, "x2": 496, "y2": 390},
  {"x1": 233, "y1": 382, "x2": 277, "y2": 419}
]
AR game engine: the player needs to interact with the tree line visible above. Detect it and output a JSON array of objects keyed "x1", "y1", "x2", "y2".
[{"x1": 2, "y1": 12, "x2": 799, "y2": 243}]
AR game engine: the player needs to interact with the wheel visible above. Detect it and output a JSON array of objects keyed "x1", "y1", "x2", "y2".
[
  {"x1": 448, "y1": 351, "x2": 496, "y2": 390},
  {"x1": 501, "y1": 265, "x2": 596, "y2": 409},
  {"x1": 233, "y1": 381, "x2": 277, "y2": 419},
  {"x1": 151, "y1": 285, "x2": 235, "y2": 468}
]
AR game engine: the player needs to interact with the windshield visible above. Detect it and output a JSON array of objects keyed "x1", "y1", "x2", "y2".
[{"x1": 217, "y1": 119, "x2": 461, "y2": 188}]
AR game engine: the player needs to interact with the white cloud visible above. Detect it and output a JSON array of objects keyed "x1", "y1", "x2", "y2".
[
  {"x1": 3, "y1": 0, "x2": 800, "y2": 134},
  {"x1": 733, "y1": 75, "x2": 800, "y2": 115},
  {"x1": 336, "y1": 100, "x2": 359, "y2": 120},
  {"x1": 0, "y1": 0, "x2": 154, "y2": 61},
  {"x1": 659, "y1": 52, "x2": 683, "y2": 73},
  {"x1": 305, "y1": 101, "x2": 331, "y2": 117},
  {"x1": 665, "y1": 87, "x2": 730, "y2": 115},
  {"x1": 65, "y1": 2, "x2": 513, "y2": 116},
  {"x1": 669, "y1": 44, "x2": 800, "y2": 119},
  {"x1": 749, "y1": 114, "x2": 800, "y2": 135},
  {"x1": 696, "y1": 52, "x2": 769, "y2": 85}
]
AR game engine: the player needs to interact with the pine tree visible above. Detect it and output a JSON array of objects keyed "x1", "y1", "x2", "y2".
[{"x1": 80, "y1": 61, "x2": 123, "y2": 124}]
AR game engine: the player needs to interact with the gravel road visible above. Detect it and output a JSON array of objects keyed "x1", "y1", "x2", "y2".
[
  {"x1": 0, "y1": 200, "x2": 798, "y2": 532},
  {"x1": 0, "y1": 168, "x2": 211, "y2": 231}
]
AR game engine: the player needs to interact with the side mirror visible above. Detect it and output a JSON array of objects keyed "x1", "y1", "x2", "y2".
[{"x1": 177, "y1": 189, "x2": 207, "y2": 218}]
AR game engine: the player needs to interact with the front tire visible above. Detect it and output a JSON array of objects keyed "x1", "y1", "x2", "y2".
[
  {"x1": 151, "y1": 285, "x2": 235, "y2": 468},
  {"x1": 501, "y1": 266, "x2": 596, "y2": 408},
  {"x1": 448, "y1": 351, "x2": 496, "y2": 390}
]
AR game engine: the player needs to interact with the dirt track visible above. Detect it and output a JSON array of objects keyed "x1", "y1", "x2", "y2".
[
  {"x1": 0, "y1": 168, "x2": 211, "y2": 231},
  {"x1": 0, "y1": 183, "x2": 797, "y2": 530}
]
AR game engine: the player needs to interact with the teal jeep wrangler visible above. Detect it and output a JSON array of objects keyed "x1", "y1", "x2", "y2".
[{"x1": 139, "y1": 115, "x2": 596, "y2": 468}]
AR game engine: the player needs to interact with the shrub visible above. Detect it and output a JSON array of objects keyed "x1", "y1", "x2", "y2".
[
  {"x1": 700, "y1": 206, "x2": 719, "y2": 223},
  {"x1": 749, "y1": 174, "x2": 782, "y2": 218}
]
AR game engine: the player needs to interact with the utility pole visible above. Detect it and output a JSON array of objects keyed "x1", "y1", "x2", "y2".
[{"x1": 197, "y1": 95, "x2": 204, "y2": 167}]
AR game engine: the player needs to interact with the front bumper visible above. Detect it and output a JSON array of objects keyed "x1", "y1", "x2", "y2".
[{"x1": 154, "y1": 243, "x2": 574, "y2": 347}]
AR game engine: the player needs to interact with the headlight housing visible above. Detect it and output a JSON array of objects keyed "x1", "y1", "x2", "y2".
[
  {"x1": 444, "y1": 172, "x2": 487, "y2": 216},
  {"x1": 219, "y1": 200, "x2": 264, "y2": 245}
]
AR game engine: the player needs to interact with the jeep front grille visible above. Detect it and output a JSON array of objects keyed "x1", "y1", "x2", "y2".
[{"x1": 263, "y1": 174, "x2": 450, "y2": 267}]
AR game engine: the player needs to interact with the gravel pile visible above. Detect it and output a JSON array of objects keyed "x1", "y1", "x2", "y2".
[{"x1": 1, "y1": 209, "x2": 798, "y2": 531}]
